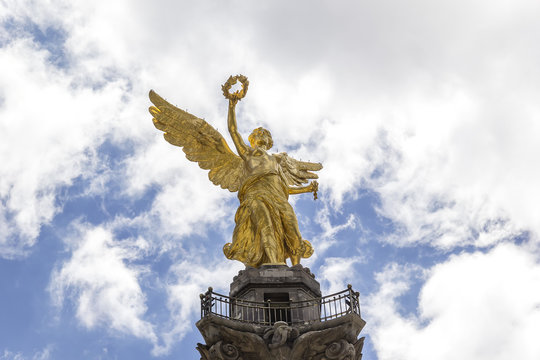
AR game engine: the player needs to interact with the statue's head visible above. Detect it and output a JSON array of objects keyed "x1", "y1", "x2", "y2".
[{"x1": 249, "y1": 127, "x2": 273, "y2": 150}]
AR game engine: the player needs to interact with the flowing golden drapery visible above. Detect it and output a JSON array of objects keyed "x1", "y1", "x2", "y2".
[
  {"x1": 149, "y1": 76, "x2": 321, "y2": 268},
  {"x1": 223, "y1": 172, "x2": 313, "y2": 267}
]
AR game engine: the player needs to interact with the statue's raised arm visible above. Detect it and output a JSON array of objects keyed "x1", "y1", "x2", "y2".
[
  {"x1": 222, "y1": 75, "x2": 250, "y2": 159},
  {"x1": 149, "y1": 75, "x2": 323, "y2": 268}
]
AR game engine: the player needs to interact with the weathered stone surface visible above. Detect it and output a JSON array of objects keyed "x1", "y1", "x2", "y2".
[
  {"x1": 263, "y1": 321, "x2": 298, "y2": 359},
  {"x1": 211, "y1": 341, "x2": 242, "y2": 360},
  {"x1": 228, "y1": 264, "x2": 323, "y2": 325},
  {"x1": 288, "y1": 314, "x2": 365, "y2": 360},
  {"x1": 196, "y1": 313, "x2": 365, "y2": 360},
  {"x1": 230, "y1": 264, "x2": 321, "y2": 300}
]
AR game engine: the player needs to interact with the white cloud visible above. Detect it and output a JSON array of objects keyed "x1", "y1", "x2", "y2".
[
  {"x1": 0, "y1": 35, "x2": 134, "y2": 257},
  {"x1": 0, "y1": 350, "x2": 24, "y2": 360},
  {"x1": 319, "y1": 256, "x2": 365, "y2": 294},
  {"x1": 0, "y1": 345, "x2": 53, "y2": 360},
  {"x1": 49, "y1": 225, "x2": 157, "y2": 344},
  {"x1": 3, "y1": 0, "x2": 539, "y2": 256},
  {"x1": 152, "y1": 259, "x2": 243, "y2": 356},
  {"x1": 307, "y1": 204, "x2": 358, "y2": 264},
  {"x1": 2, "y1": 1, "x2": 540, "y2": 357},
  {"x1": 31, "y1": 346, "x2": 52, "y2": 360},
  {"x1": 48, "y1": 220, "x2": 247, "y2": 356},
  {"x1": 365, "y1": 86, "x2": 539, "y2": 249},
  {"x1": 123, "y1": 139, "x2": 236, "y2": 241},
  {"x1": 366, "y1": 243, "x2": 540, "y2": 360}
]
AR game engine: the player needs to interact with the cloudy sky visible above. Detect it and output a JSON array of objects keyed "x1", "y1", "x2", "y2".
[{"x1": 1, "y1": 0, "x2": 540, "y2": 359}]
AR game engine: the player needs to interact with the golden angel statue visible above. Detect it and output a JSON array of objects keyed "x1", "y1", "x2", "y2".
[{"x1": 149, "y1": 75, "x2": 322, "y2": 268}]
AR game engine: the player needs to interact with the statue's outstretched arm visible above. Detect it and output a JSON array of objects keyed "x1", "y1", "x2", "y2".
[
  {"x1": 227, "y1": 99, "x2": 249, "y2": 159},
  {"x1": 274, "y1": 153, "x2": 322, "y2": 198},
  {"x1": 288, "y1": 181, "x2": 319, "y2": 200}
]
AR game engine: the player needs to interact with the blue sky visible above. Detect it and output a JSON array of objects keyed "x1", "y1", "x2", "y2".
[{"x1": 1, "y1": 1, "x2": 540, "y2": 359}]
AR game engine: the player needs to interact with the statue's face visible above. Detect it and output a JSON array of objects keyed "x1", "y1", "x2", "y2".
[
  {"x1": 249, "y1": 128, "x2": 273, "y2": 150},
  {"x1": 249, "y1": 134, "x2": 268, "y2": 149}
]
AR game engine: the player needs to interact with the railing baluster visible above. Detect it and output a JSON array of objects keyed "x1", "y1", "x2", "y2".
[
  {"x1": 199, "y1": 287, "x2": 360, "y2": 325},
  {"x1": 348, "y1": 284, "x2": 353, "y2": 315}
]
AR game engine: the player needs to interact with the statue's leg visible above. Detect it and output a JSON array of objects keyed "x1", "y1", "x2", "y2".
[
  {"x1": 282, "y1": 204, "x2": 303, "y2": 265},
  {"x1": 250, "y1": 201, "x2": 283, "y2": 265},
  {"x1": 261, "y1": 225, "x2": 280, "y2": 264}
]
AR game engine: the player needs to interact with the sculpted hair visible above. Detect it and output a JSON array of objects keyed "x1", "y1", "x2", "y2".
[{"x1": 249, "y1": 127, "x2": 273, "y2": 149}]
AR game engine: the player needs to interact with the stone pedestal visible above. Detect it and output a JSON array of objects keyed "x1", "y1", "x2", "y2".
[
  {"x1": 230, "y1": 264, "x2": 321, "y2": 300},
  {"x1": 229, "y1": 265, "x2": 321, "y2": 325},
  {"x1": 196, "y1": 265, "x2": 366, "y2": 360}
]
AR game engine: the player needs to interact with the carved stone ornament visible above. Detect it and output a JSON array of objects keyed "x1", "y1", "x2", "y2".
[
  {"x1": 196, "y1": 313, "x2": 365, "y2": 360},
  {"x1": 196, "y1": 341, "x2": 243, "y2": 360},
  {"x1": 323, "y1": 339, "x2": 356, "y2": 360},
  {"x1": 196, "y1": 343, "x2": 211, "y2": 360},
  {"x1": 263, "y1": 321, "x2": 299, "y2": 349},
  {"x1": 209, "y1": 341, "x2": 242, "y2": 360}
]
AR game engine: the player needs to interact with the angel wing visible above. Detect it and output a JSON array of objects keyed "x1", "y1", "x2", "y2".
[
  {"x1": 149, "y1": 90, "x2": 244, "y2": 192},
  {"x1": 274, "y1": 152, "x2": 323, "y2": 186}
]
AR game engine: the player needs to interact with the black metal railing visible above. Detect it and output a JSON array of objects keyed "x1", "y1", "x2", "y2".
[{"x1": 200, "y1": 285, "x2": 361, "y2": 326}]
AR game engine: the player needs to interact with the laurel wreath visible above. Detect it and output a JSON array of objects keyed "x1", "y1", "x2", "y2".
[{"x1": 222, "y1": 74, "x2": 249, "y2": 101}]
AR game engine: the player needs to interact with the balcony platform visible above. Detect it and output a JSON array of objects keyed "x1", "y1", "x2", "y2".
[{"x1": 196, "y1": 265, "x2": 366, "y2": 360}]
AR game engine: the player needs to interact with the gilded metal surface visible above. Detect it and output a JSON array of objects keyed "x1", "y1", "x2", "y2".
[{"x1": 149, "y1": 75, "x2": 322, "y2": 267}]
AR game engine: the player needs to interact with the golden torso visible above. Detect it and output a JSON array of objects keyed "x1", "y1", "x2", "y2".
[{"x1": 244, "y1": 147, "x2": 278, "y2": 178}]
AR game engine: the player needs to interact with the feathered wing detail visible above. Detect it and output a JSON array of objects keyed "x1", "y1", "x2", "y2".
[
  {"x1": 274, "y1": 152, "x2": 323, "y2": 186},
  {"x1": 149, "y1": 90, "x2": 244, "y2": 192}
]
